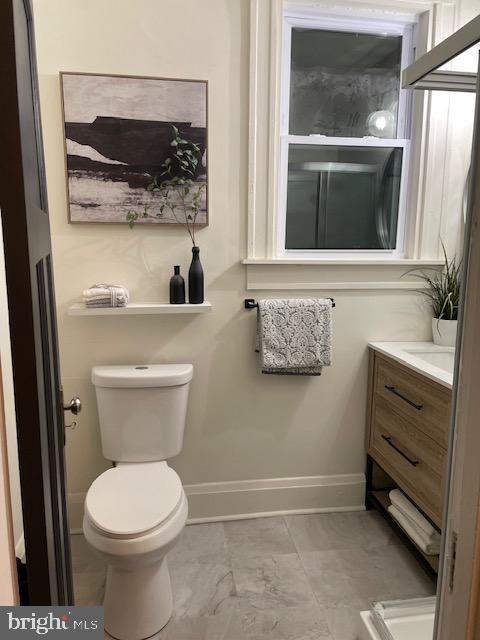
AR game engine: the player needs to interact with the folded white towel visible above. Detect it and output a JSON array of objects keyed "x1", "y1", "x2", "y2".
[
  {"x1": 389, "y1": 489, "x2": 438, "y2": 539},
  {"x1": 388, "y1": 505, "x2": 440, "y2": 555},
  {"x1": 83, "y1": 284, "x2": 129, "y2": 308},
  {"x1": 390, "y1": 505, "x2": 440, "y2": 546}
]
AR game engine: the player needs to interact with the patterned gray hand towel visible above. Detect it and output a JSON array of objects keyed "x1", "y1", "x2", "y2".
[{"x1": 255, "y1": 298, "x2": 332, "y2": 375}]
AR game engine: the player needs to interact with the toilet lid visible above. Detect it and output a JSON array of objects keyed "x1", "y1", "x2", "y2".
[{"x1": 85, "y1": 462, "x2": 183, "y2": 537}]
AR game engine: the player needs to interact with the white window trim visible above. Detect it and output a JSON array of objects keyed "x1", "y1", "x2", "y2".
[
  {"x1": 246, "y1": 0, "x2": 459, "y2": 270},
  {"x1": 276, "y1": 11, "x2": 415, "y2": 260}
]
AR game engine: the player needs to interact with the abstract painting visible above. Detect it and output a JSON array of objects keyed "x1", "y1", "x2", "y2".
[{"x1": 60, "y1": 72, "x2": 208, "y2": 224}]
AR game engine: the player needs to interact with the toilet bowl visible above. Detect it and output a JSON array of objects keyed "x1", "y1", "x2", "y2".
[
  {"x1": 84, "y1": 462, "x2": 188, "y2": 640},
  {"x1": 84, "y1": 364, "x2": 193, "y2": 640}
]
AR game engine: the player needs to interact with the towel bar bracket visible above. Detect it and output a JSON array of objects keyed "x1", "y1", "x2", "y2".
[{"x1": 244, "y1": 298, "x2": 335, "y2": 309}]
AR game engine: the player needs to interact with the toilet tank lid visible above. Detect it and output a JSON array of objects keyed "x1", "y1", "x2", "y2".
[{"x1": 91, "y1": 364, "x2": 193, "y2": 388}]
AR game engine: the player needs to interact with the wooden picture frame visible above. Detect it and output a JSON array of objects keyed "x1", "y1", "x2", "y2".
[{"x1": 60, "y1": 71, "x2": 209, "y2": 225}]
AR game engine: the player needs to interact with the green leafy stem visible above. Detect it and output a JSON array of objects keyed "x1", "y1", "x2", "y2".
[{"x1": 126, "y1": 125, "x2": 206, "y2": 245}]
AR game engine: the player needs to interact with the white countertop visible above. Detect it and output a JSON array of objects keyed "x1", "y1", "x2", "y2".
[{"x1": 368, "y1": 342, "x2": 455, "y2": 389}]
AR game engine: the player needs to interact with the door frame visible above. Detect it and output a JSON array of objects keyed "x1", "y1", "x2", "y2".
[
  {"x1": 436, "y1": 54, "x2": 480, "y2": 640},
  {"x1": 1, "y1": 0, "x2": 480, "y2": 626},
  {"x1": 0, "y1": 0, "x2": 73, "y2": 605}
]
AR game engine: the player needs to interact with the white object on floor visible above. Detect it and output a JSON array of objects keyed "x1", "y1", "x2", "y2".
[
  {"x1": 359, "y1": 598, "x2": 436, "y2": 640},
  {"x1": 359, "y1": 611, "x2": 383, "y2": 640},
  {"x1": 388, "y1": 506, "x2": 440, "y2": 555},
  {"x1": 389, "y1": 490, "x2": 439, "y2": 540},
  {"x1": 83, "y1": 363, "x2": 193, "y2": 640}
]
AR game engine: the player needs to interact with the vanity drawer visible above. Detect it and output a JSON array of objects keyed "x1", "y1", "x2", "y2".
[
  {"x1": 370, "y1": 395, "x2": 446, "y2": 526},
  {"x1": 375, "y1": 355, "x2": 451, "y2": 448}
]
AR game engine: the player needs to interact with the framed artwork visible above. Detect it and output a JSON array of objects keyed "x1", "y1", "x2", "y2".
[{"x1": 60, "y1": 72, "x2": 208, "y2": 224}]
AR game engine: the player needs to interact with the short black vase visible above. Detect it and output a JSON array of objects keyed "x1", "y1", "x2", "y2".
[
  {"x1": 169, "y1": 265, "x2": 185, "y2": 304},
  {"x1": 188, "y1": 246, "x2": 204, "y2": 304}
]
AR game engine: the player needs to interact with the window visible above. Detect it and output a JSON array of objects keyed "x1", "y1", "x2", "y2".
[{"x1": 278, "y1": 14, "x2": 413, "y2": 257}]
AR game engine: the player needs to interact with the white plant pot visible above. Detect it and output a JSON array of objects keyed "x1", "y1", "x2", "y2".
[{"x1": 432, "y1": 318, "x2": 457, "y2": 347}]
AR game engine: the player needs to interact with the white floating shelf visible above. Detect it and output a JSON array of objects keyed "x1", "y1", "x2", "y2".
[{"x1": 68, "y1": 302, "x2": 212, "y2": 316}]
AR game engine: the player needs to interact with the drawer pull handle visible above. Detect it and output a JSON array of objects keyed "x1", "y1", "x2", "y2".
[
  {"x1": 384, "y1": 385, "x2": 423, "y2": 411},
  {"x1": 381, "y1": 435, "x2": 420, "y2": 467}
]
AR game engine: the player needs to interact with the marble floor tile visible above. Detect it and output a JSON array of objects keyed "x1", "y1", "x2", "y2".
[
  {"x1": 168, "y1": 522, "x2": 228, "y2": 566},
  {"x1": 285, "y1": 510, "x2": 398, "y2": 553},
  {"x1": 224, "y1": 517, "x2": 296, "y2": 558},
  {"x1": 74, "y1": 570, "x2": 106, "y2": 606},
  {"x1": 358, "y1": 510, "x2": 402, "y2": 550},
  {"x1": 301, "y1": 544, "x2": 435, "y2": 609},
  {"x1": 158, "y1": 605, "x2": 246, "y2": 640},
  {"x1": 70, "y1": 533, "x2": 106, "y2": 574},
  {"x1": 370, "y1": 543, "x2": 436, "y2": 600},
  {"x1": 72, "y1": 511, "x2": 437, "y2": 640},
  {"x1": 321, "y1": 599, "x2": 373, "y2": 640},
  {"x1": 299, "y1": 548, "x2": 383, "y2": 606},
  {"x1": 169, "y1": 560, "x2": 236, "y2": 619},
  {"x1": 71, "y1": 534, "x2": 106, "y2": 605},
  {"x1": 233, "y1": 553, "x2": 316, "y2": 610},
  {"x1": 238, "y1": 602, "x2": 332, "y2": 640}
]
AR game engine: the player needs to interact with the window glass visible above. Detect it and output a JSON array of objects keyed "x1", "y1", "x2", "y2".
[
  {"x1": 289, "y1": 28, "x2": 402, "y2": 138},
  {"x1": 285, "y1": 144, "x2": 403, "y2": 250}
]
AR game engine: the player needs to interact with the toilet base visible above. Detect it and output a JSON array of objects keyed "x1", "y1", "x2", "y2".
[{"x1": 104, "y1": 556, "x2": 173, "y2": 640}]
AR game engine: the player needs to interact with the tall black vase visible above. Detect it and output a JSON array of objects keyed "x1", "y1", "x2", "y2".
[{"x1": 188, "y1": 246, "x2": 204, "y2": 304}]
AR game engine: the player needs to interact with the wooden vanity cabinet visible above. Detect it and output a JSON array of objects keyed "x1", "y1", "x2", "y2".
[{"x1": 366, "y1": 348, "x2": 452, "y2": 534}]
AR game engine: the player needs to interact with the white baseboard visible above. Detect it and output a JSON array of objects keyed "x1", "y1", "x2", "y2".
[
  {"x1": 186, "y1": 505, "x2": 365, "y2": 525},
  {"x1": 68, "y1": 473, "x2": 365, "y2": 532},
  {"x1": 184, "y1": 473, "x2": 366, "y2": 522}
]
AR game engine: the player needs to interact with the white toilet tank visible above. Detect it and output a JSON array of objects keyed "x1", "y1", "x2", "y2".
[{"x1": 91, "y1": 364, "x2": 193, "y2": 463}]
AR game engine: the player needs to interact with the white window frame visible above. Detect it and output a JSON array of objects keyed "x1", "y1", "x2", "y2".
[{"x1": 276, "y1": 11, "x2": 415, "y2": 260}]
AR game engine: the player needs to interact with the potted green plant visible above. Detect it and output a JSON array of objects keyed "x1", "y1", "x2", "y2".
[
  {"x1": 126, "y1": 125, "x2": 206, "y2": 303},
  {"x1": 407, "y1": 245, "x2": 461, "y2": 347}
]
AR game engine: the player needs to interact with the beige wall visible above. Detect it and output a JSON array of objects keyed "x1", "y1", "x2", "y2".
[{"x1": 34, "y1": 0, "x2": 442, "y2": 526}]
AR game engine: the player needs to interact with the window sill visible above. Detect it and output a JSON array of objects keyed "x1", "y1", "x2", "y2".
[
  {"x1": 242, "y1": 258, "x2": 444, "y2": 266},
  {"x1": 243, "y1": 258, "x2": 442, "y2": 291}
]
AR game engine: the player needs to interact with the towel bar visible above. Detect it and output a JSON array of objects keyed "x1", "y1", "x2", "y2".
[{"x1": 244, "y1": 298, "x2": 335, "y2": 309}]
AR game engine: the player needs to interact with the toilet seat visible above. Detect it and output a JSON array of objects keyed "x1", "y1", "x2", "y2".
[{"x1": 85, "y1": 462, "x2": 183, "y2": 538}]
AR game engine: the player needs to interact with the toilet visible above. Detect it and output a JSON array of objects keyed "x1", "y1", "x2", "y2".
[{"x1": 83, "y1": 363, "x2": 193, "y2": 640}]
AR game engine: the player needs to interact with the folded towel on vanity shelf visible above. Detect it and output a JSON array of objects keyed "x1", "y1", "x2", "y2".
[
  {"x1": 389, "y1": 503, "x2": 440, "y2": 547},
  {"x1": 255, "y1": 298, "x2": 332, "y2": 376},
  {"x1": 82, "y1": 284, "x2": 130, "y2": 308},
  {"x1": 389, "y1": 489, "x2": 439, "y2": 539},
  {"x1": 388, "y1": 505, "x2": 440, "y2": 555}
]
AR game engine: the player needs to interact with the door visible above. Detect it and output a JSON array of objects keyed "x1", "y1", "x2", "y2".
[
  {"x1": 436, "y1": 54, "x2": 480, "y2": 640},
  {"x1": 0, "y1": 0, "x2": 74, "y2": 605}
]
